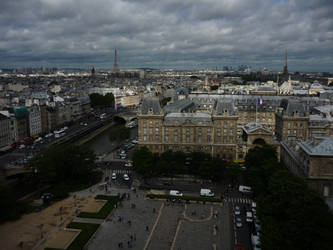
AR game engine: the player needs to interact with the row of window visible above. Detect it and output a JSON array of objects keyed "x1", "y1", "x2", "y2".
[
  {"x1": 142, "y1": 134, "x2": 235, "y2": 144},
  {"x1": 287, "y1": 122, "x2": 304, "y2": 128}
]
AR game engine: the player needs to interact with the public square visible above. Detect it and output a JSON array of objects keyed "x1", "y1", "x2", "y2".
[{"x1": 86, "y1": 187, "x2": 232, "y2": 250}]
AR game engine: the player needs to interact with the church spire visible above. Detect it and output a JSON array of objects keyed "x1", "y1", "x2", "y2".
[{"x1": 283, "y1": 49, "x2": 288, "y2": 75}]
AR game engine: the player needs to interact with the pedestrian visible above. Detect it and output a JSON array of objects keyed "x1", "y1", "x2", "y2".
[
  {"x1": 153, "y1": 208, "x2": 156, "y2": 213},
  {"x1": 134, "y1": 233, "x2": 136, "y2": 241},
  {"x1": 146, "y1": 225, "x2": 149, "y2": 231},
  {"x1": 130, "y1": 235, "x2": 133, "y2": 241},
  {"x1": 127, "y1": 241, "x2": 130, "y2": 247}
]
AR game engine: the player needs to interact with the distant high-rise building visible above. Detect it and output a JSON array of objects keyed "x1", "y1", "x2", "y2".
[
  {"x1": 113, "y1": 49, "x2": 119, "y2": 72},
  {"x1": 283, "y1": 50, "x2": 288, "y2": 75}
]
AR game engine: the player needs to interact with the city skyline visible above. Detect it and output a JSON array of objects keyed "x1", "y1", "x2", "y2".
[{"x1": 1, "y1": 0, "x2": 333, "y2": 72}]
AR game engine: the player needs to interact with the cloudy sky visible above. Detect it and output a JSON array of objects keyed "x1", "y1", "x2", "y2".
[{"x1": 0, "y1": 0, "x2": 333, "y2": 71}]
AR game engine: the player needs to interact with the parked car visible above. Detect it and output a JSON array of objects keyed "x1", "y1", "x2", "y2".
[
  {"x1": 236, "y1": 217, "x2": 242, "y2": 228},
  {"x1": 200, "y1": 188, "x2": 215, "y2": 197},
  {"x1": 131, "y1": 139, "x2": 138, "y2": 144},
  {"x1": 123, "y1": 174, "x2": 130, "y2": 181},
  {"x1": 111, "y1": 173, "x2": 117, "y2": 180},
  {"x1": 239, "y1": 185, "x2": 252, "y2": 194},
  {"x1": 124, "y1": 161, "x2": 133, "y2": 167},
  {"x1": 246, "y1": 211, "x2": 253, "y2": 223},
  {"x1": 252, "y1": 201, "x2": 257, "y2": 213},
  {"x1": 251, "y1": 234, "x2": 261, "y2": 250},
  {"x1": 234, "y1": 206, "x2": 241, "y2": 215},
  {"x1": 169, "y1": 190, "x2": 183, "y2": 196}
]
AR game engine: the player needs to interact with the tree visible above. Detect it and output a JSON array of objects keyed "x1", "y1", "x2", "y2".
[
  {"x1": 0, "y1": 185, "x2": 25, "y2": 223},
  {"x1": 89, "y1": 93, "x2": 114, "y2": 108},
  {"x1": 161, "y1": 97, "x2": 171, "y2": 106},
  {"x1": 109, "y1": 125, "x2": 130, "y2": 142},
  {"x1": 132, "y1": 147, "x2": 153, "y2": 176},
  {"x1": 245, "y1": 145, "x2": 280, "y2": 194},
  {"x1": 226, "y1": 162, "x2": 242, "y2": 185},
  {"x1": 244, "y1": 146, "x2": 333, "y2": 250},
  {"x1": 259, "y1": 170, "x2": 333, "y2": 250},
  {"x1": 210, "y1": 85, "x2": 219, "y2": 91},
  {"x1": 26, "y1": 144, "x2": 97, "y2": 185}
]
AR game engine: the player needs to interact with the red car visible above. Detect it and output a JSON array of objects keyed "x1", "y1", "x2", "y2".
[{"x1": 234, "y1": 243, "x2": 245, "y2": 250}]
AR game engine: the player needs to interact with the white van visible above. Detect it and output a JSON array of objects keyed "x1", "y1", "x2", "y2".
[
  {"x1": 169, "y1": 190, "x2": 183, "y2": 196},
  {"x1": 200, "y1": 188, "x2": 215, "y2": 197},
  {"x1": 239, "y1": 185, "x2": 252, "y2": 194}
]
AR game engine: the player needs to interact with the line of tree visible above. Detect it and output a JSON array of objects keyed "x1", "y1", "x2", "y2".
[
  {"x1": 26, "y1": 144, "x2": 101, "y2": 199},
  {"x1": 0, "y1": 144, "x2": 101, "y2": 224},
  {"x1": 245, "y1": 145, "x2": 333, "y2": 250},
  {"x1": 89, "y1": 93, "x2": 114, "y2": 108},
  {"x1": 132, "y1": 147, "x2": 242, "y2": 181}
]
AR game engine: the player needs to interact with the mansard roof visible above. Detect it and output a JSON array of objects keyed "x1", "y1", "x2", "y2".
[
  {"x1": 215, "y1": 100, "x2": 236, "y2": 115},
  {"x1": 141, "y1": 97, "x2": 162, "y2": 115},
  {"x1": 280, "y1": 99, "x2": 306, "y2": 117},
  {"x1": 164, "y1": 112, "x2": 212, "y2": 126},
  {"x1": 163, "y1": 99, "x2": 194, "y2": 114},
  {"x1": 299, "y1": 137, "x2": 333, "y2": 156}
]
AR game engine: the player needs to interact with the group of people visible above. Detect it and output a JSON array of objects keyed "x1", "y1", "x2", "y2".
[{"x1": 117, "y1": 233, "x2": 136, "y2": 248}]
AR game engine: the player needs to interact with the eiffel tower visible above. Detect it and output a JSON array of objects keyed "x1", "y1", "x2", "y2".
[{"x1": 113, "y1": 48, "x2": 119, "y2": 72}]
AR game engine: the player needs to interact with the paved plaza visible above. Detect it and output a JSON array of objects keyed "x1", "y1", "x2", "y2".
[{"x1": 86, "y1": 188, "x2": 233, "y2": 250}]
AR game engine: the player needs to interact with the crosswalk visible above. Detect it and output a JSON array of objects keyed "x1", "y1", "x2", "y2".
[
  {"x1": 104, "y1": 169, "x2": 132, "y2": 176},
  {"x1": 223, "y1": 197, "x2": 252, "y2": 204},
  {"x1": 110, "y1": 169, "x2": 132, "y2": 174}
]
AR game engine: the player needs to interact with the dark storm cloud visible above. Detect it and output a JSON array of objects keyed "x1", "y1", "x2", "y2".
[{"x1": 0, "y1": 0, "x2": 333, "y2": 71}]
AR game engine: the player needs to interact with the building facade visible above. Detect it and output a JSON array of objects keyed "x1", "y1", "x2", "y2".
[
  {"x1": 0, "y1": 113, "x2": 11, "y2": 148},
  {"x1": 281, "y1": 137, "x2": 333, "y2": 200},
  {"x1": 28, "y1": 104, "x2": 42, "y2": 137},
  {"x1": 138, "y1": 97, "x2": 279, "y2": 160}
]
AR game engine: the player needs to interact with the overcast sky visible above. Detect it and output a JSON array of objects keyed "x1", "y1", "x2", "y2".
[{"x1": 0, "y1": 0, "x2": 333, "y2": 71}]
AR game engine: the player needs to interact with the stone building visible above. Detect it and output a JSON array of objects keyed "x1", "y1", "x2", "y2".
[
  {"x1": 275, "y1": 99, "x2": 309, "y2": 141},
  {"x1": 281, "y1": 137, "x2": 333, "y2": 200},
  {"x1": 138, "y1": 93, "x2": 333, "y2": 161},
  {"x1": 28, "y1": 104, "x2": 42, "y2": 137},
  {"x1": 13, "y1": 107, "x2": 28, "y2": 141},
  {"x1": 138, "y1": 97, "x2": 278, "y2": 160},
  {"x1": 0, "y1": 113, "x2": 11, "y2": 148}
]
